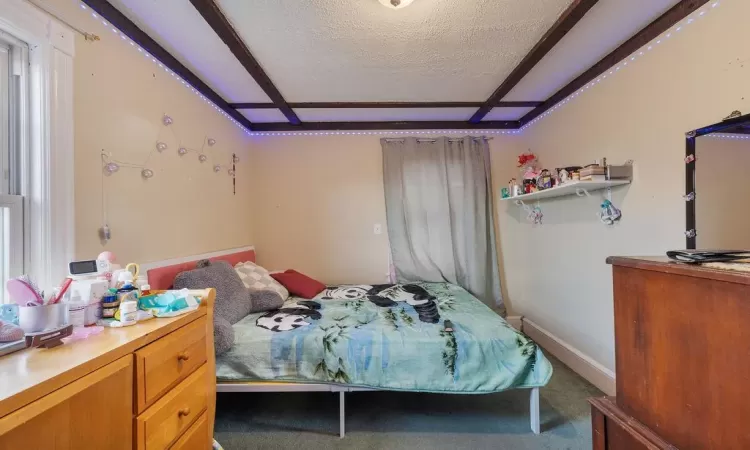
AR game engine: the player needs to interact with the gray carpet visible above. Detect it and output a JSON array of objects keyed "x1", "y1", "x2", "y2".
[{"x1": 214, "y1": 356, "x2": 601, "y2": 450}]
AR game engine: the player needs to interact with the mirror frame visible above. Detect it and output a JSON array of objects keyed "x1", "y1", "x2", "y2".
[{"x1": 685, "y1": 112, "x2": 750, "y2": 249}]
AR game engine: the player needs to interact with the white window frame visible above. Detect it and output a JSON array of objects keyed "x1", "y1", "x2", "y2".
[{"x1": 0, "y1": 0, "x2": 75, "y2": 291}]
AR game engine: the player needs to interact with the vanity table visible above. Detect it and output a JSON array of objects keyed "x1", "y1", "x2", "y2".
[{"x1": 0, "y1": 289, "x2": 216, "y2": 450}]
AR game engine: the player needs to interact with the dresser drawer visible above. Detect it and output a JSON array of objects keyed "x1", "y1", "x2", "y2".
[
  {"x1": 136, "y1": 363, "x2": 208, "y2": 450},
  {"x1": 136, "y1": 317, "x2": 207, "y2": 412},
  {"x1": 169, "y1": 411, "x2": 208, "y2": 450}
]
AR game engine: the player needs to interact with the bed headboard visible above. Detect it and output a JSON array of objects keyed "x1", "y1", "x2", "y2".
[{"x1": 146, "y1": 248, "x2": 256, "y2": 290}]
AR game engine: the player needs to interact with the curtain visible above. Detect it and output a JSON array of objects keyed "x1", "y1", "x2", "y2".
[{"x1": 381, "y1": 136, "x2": 502, "y2": 307}]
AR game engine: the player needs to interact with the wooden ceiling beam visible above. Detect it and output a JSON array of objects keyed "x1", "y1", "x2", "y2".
[
  {"x1": 189, "y1": 0, "x2": 301, "y2": 125},
  {"x1": 251, "y1": 121, "x2": 520, "y2": 132},
  {"x1": 230, "y1": 101, "x2": 544, "y2": 109},
  {"x1": 520, "y1": 0, "x2": 710, "y2": 127},
  {"x1": 469, "y1": 0, "x2": 600, "y2": 123},
  {"x1": 81, "y1": 0, "x2": 254, "y2": 130}
]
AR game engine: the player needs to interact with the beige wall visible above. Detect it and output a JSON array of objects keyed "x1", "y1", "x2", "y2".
[
  {"x1": 498, "y1": 0, "x2": 750, "y2": 372},
  {"x1": 249, "y1": 135, "x2": 520, "y2": 286},
  {"x1": 53, "y1": 1, "x2": 255, "y2": 264},
  {"x1": 695, "y1": 136, "x2": 750, "y2": 249}
]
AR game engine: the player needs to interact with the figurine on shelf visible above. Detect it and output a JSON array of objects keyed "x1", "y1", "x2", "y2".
[
  {"x1": 523, "y1": 178, "x2": 537, "y2": 194},
  {"x1": 537, "y1": 169, "x2": 553, "y2": 190},
  {"x1": 557, "y1": 168, "x2": 570, "y2": 184}
]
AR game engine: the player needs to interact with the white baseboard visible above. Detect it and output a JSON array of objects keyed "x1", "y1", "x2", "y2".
[
  {"x1": 506, "y1": 315, "x2": 523, "y2": 331},
  {"x1": 522, "y1": 318, "x2": 616, "y2": 396}
]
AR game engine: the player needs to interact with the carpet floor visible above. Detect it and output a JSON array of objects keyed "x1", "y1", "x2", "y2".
[{"x1": 214, "y1": 356, "x2": 602, "y2": 450}]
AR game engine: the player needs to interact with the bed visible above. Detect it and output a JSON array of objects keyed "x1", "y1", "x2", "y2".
[{"x1": 147, "y1": 248, "x2": 552, "y2": 437}]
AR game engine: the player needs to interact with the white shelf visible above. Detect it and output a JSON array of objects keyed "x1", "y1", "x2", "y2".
[{"x1": 501, "y1": 180, "x2": 631, "y2": 203}]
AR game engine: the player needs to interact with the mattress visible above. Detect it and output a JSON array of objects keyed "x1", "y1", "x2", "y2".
[{"x1": 216, "y1": 282, "x2": 552, "y2": 393}]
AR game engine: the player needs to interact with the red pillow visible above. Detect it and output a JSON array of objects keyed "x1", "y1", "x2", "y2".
[{"x1": 271, "y1": 270, "x2": 326, "y2": 299}]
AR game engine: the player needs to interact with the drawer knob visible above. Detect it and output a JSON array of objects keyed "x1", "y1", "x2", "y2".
[
  {"x1": 177, "y1": 352, "x2": 190, "y2": 361},
  {"x1": 178, "y1": 407, "x2": 191, "y2": 417}
]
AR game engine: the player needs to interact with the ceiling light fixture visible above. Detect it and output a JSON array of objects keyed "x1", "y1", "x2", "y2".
[{"x1": 379, "y1": 0, "x2": 415, "y2": 9}]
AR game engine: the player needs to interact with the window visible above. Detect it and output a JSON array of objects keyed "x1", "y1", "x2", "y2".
[
  {"x1": 0, "y1": 35, "x2": 26, "y2": 303},
  {"x1": 0, "y1": 1, "x2": 75, "y2": 303}
]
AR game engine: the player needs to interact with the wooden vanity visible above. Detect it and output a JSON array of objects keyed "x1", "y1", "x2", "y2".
[{"x1": 0, "y1": 289, "x2": 216, "y2": 450}]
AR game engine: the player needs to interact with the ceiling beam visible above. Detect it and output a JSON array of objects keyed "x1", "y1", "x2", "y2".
[
  {"x1": 189, "y1": 0, "x2": 301, "y2": 125},
  {"x1": 81, "y1": 0, "x2": 254, "y2": 131},
  {"x1": 230, "y1": 101, "x2": 544, "y2": 109},
  {"x1": 520, "y1": 0, "x2": 710, "y2": 127},
  {"x1": 252, "y1": 121, "x2": 520, "y2": 132},
  {"x1": 469, "y1": 0, "x2": 600, "y2": 124}
]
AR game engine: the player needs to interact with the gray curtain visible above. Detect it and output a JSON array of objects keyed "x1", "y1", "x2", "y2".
[{"x1": 381, "y1": 136, "x2": 502, "y2": 307}]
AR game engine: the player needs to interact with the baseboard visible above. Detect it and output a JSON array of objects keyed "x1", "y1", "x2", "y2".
[
  {"x1": 522, "y1": 318, "x2": 616, "y2": 396},
  {"x1": 506, "y1": 315, "x2": 523, "y2": 331}
]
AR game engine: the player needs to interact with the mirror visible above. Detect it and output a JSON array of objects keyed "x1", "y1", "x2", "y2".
[{"x1": 686, "y1": 113, "x2": 750, "y2": 249}]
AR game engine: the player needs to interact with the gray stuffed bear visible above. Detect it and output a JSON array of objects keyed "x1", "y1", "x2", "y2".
[{"x1": 174, "y1": 260, "x2": 283, "y2": 355}]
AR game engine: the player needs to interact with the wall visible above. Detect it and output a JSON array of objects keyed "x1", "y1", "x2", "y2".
[
  {"x1": 497, "y1": 0, "x2": 750, "y2": 372},
  {"x1": 695, "y1": 136, "x2": 750, "y2": 249},
  {"x1": 51, "y1": 0, "x2": 255, "y2": 264},
  {"x1": 249, "y1": 135, "x2": 521, "y2": 287}
]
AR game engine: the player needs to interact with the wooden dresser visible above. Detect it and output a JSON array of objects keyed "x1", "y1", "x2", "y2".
[
  {"x1": 591, "y1": 257, "x2": 750, "y2": 449},
  {"x1": 0, "y1": 289, "x2": 216, "y2": 450}
]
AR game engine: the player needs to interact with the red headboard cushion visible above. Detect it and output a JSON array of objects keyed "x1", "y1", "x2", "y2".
[{"x1": 147, "y1": 249, "x2": 256, "y2": 290}]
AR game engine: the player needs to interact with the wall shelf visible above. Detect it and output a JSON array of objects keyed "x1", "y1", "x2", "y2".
[{"x1": 502, "y1": 180, "x2": 631, "y2": 203}]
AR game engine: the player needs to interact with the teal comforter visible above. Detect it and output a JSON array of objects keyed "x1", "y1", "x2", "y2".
[{"x1": 215, "y1": 282, "x2": 552, "y2": 393}]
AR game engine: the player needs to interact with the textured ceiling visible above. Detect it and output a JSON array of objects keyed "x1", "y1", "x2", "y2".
[
  {"x1": 104, "y1": 0, "x2": 685, "y2": 124},
  {"x1": 217, "y1": 0, "x2": 574, "y2": 102}
]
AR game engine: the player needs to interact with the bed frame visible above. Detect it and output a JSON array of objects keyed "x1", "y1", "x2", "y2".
[
  {"x1": 145, "y1": 246, "x2": 543, "y2": 437},
  {"x1": 216, "y1": 382, "x2": 541, "y2": 437}
]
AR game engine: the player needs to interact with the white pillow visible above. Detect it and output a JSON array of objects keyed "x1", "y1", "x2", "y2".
[{"x1": 234, "y1": 261, "x2": 289, "y2": 301}]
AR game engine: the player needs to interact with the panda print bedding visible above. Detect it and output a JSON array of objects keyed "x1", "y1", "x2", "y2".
[
  {"x1": 256, "y1": 284, "x2": 440, "y2": 332},
  {"x1": 217, "y1": 282, "x2": 553, "y2": 393}
]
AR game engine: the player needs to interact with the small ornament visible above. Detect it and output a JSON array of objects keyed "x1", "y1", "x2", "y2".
[
  {"x1": 198, "y1": 154, "x2": 207, "y2": 163},
  {"x1": 156, "y1": 142, "x2": 168, "y2": 152},
  {"x1": 99, "y1": 224, "x2": 111, "y2": 242},
  {"x1": 685, "y1": 154, "x2": 696, "y2": 164},
  {"x1": 162, "y1": 115, "x2": 173, "y2": 126},
  {"x1": 599, "y1": 200, "x2": 622, "y2": 225},
  {"x1": 213, "y1": 164, "x2": 221, "y2": 173},
  {"x1": 178, "y1": 147, "x2": 188, "y2": 156},
  {"x1": 232, "y1": 155, "x2": 240, "y2": 164},
  {"x1": 104, "y1": 162, "x2": 120, "y2": 174},
  {"x1": 207, "y1": 138, "x2": 216, "y2": 146},
  {"x1": 227, "y1": 169, "x2": 235, "y2": 177},
  {"x1": 141, "y1": 168, "x2": 154, "y2": 179}
]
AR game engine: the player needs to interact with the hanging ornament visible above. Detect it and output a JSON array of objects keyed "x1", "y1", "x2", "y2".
[
  {"x1": 198, "y1": 154, "x2": 208, "y2": 163},
  {"x1": 213, "y1": 164, "x2": 221, "y2": 173},
  {"x1": 104, "y1": 162, "x2": 120, "y2": 174},
  {"x1": 156, "y1": 142, "x2": 168, "y2": 152},
  {"x1": 178, "y1": 147, "x2": 188, "y2": 156},
  {"x1": 233, "y1": 155, "x2": 240, "y2": 164},
  {"x1": 227, "y1": 169, "x2": 235, "y2": 177},
  {"x1": 141, "y1": 168, "x2": 154, "y2": 179},
  {"x1": 162, "y1": 115, "x2": 173, "y2": 126},
  {"x1": 207, "y1": 138, "x2": 216, "y2": 146}
]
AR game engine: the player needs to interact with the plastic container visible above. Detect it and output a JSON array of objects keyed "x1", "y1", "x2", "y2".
[
  {"x1": 84, "y1": 300, "x2": 102, "y2": 326},
  {"x1": 118, "y1": 301, "x2": 138, "y2": 326},
  {"x1": 68, "y1": 302, "x2": 86, "y2": 328},
  {"x1": 18, "y1": 303, "x2": 69, "y2": 333}
]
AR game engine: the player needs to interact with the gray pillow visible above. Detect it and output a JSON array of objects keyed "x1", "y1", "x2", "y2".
[
  {"x1": 213, "y1": 316, "x2": 234, "y2": 356},
  {"x1": 174, "y1": 260, "x2": 251, "y2": 324}
]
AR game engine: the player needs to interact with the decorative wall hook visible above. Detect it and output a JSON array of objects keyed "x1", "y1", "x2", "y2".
[
  {"x1": 683, "y1": 192, "x2": 696, "y2": 202},
  {"x1": 576, "y1": 188, "x2": 591, "y2": 197},
  {"x1": 685, "y1": 229, "x2": 697, "y2": 238},
  {"x1": 685, "y1": 154, "x2": 696, "y2": 164}
]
